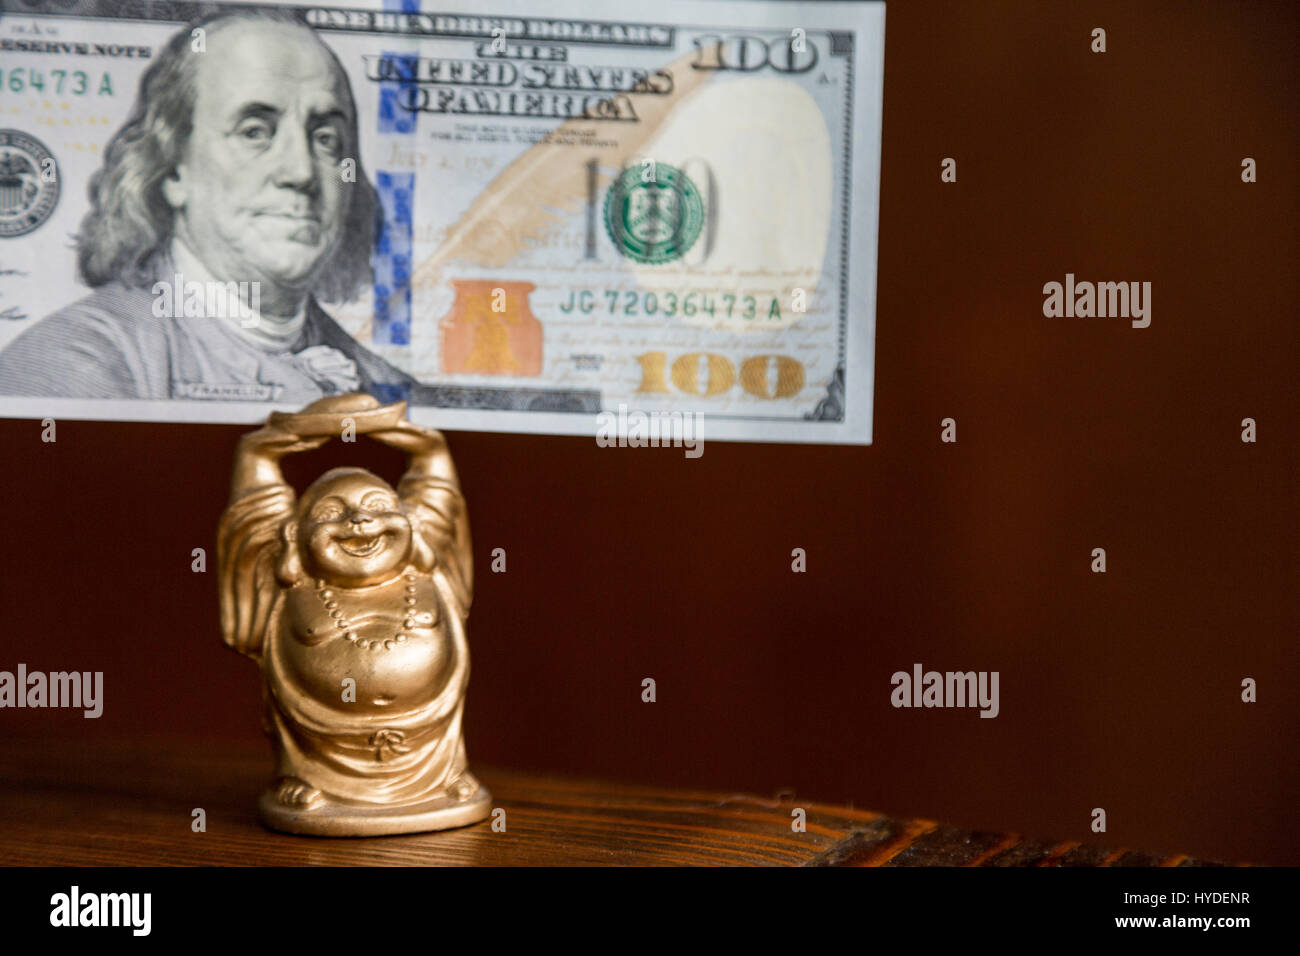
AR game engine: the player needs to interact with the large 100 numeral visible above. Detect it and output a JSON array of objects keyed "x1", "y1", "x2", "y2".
[
  {"x1": 637, "y1": 352, "x2": 804, "y2": 399},
  {"x1": 690, "y1": 34, "x2": 819, "y2": 73}
]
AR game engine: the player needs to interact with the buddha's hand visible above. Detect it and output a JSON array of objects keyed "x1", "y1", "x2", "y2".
[
  {"x1": 238, "y1": 426, "x2": 330, "y2": 462},
  {"x1": 368, "y1": 419, "x2": 447, "y2": 457}
]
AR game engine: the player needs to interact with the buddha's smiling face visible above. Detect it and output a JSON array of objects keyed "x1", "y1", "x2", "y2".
[{"x1": 298, "y1": 472, "x2": 411, "y2": 587}]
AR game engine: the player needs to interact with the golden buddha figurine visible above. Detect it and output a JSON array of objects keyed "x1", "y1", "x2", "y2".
[{"x1": 217, "y1": 393, "x2": 491, "y2": 835}]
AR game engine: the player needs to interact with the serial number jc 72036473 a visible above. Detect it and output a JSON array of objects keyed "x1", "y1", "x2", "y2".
[{"x1": 558, "y1": 288, "x2": 784, "y2": 321}]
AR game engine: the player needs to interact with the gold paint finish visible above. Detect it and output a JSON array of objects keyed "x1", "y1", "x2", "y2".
[{"x1": 218, "y1": 393, "x2": 490, "y2": 835}]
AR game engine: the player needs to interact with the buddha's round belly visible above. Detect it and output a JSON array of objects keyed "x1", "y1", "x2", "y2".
[{"x1": 280, "y1": 622, "x2": 455, "y2": 713}]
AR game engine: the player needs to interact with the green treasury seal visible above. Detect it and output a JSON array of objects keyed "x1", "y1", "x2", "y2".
[{"x1": 603, "y1": 162, "x2": 705, "y2": 265}]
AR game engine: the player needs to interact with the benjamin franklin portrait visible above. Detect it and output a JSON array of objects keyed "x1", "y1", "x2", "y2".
[{"x1": 0, "y1": 10, "x2": 415, "y2": 402}]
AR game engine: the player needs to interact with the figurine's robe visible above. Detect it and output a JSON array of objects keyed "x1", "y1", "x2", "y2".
[{"x1": 218, "y1": 474, "x2": 474, "y2": 807}]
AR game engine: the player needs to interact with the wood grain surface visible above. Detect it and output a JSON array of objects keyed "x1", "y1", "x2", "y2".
[{"x1": 0, "y1": 737, "x2": 1232, "y2": 866}]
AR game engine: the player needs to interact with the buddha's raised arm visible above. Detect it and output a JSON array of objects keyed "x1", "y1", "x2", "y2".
[
  {"x1": 218, "y1": 427, "x2": 327, "y2": 658},
  {"x1": 369, "y1": 420, "x2": 473, "y2": 609},
  {"x1": 229, "y1": 427, "x2": 329, "y2": 502}
]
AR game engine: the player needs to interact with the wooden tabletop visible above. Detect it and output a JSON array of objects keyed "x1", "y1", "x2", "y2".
[{"x1": 0, "y1": 737, "x2": 1227, "y2": 866}]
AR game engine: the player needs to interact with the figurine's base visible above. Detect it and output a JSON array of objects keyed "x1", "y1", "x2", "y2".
[{"x1": 257, "y1": 786, "x2": 493, "y2": 837}]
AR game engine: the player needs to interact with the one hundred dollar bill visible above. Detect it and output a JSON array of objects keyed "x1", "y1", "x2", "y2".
[{"x1": 0, "y1": 0, "x2": 883, "y2": 443}]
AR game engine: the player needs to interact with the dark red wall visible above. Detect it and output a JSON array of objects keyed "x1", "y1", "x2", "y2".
[{"x1": 1, "y1": 0, "x2": 1295, "y2": 864}]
